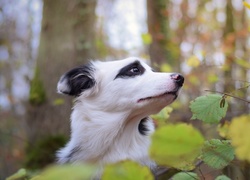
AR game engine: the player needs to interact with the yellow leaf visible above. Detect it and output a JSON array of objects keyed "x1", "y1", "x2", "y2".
[
  {"x1": 186, "y1": 55, "x2": 200, "y2": 67},
  {"x1": 235, "y1": 58, "x2": 250, "y2": 68},
  {"x1": 208, "y1": 74, "x2": 219, "y2": 83},
  {"x1": 141, "y1": 33, "x2": 152, "y2": 45},
  {"x1": 243, "y1": 1, "x2": 250, "y2": 9},
  {"x1": 160, "y1": 63, "x2": 172, "y2": 72},
  {"x1": 222, "y1": 64, "x2": 230, "y2": 71},
  {"x1": 150, "y1": 124, "x2": 204, "y2": 170},
  {"x1": 217, "y1": 121, "x2": 230, "y2": 139},
  {"x1": 228, "y1": 115, "x2": 250, "y2": 162},
  {"x1": 39, "y1": 165, "x2": 96, "y2": 180},
  {"x1": 53, "y1": 98, "x2": 65, "y2": 106},
  {"x1": 189, "y1": 75, "x2": 200, "y2": 85},
  {"x1": 103, "y1": 161, "x2": 153, "y2": 180}
]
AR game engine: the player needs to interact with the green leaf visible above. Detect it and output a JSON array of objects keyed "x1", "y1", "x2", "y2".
[
  {"x1": 150, "y1": 123, "x2": 204, "y2": 170},
  {"x1": 201, "y1": 139, "x2": 234, "y2": 169},
  {"x1": 215, "y1": 175, "x2": 231, "y2": 180},
  {"x1": 102, "y1": 161, "x2": 153, "y2": 180},
  {"x1": 190, "y1": 94, "x2": 228, "y2": 124},
  {"x1": 172, "y1": 172, "x2": 199, "y2": 180},
  {"x1": 37, "y1": 165, "x2": 96, "y2": 180}
]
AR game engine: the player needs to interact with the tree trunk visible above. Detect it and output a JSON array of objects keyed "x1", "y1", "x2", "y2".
[
  {"x1": 223, "y1": 1, "x2": 235, "y2": 94},
  {"x1": 222, "y1": 1, "x2": 249, "y2": 179},
  {"x1": 147, "y1": 0, "x2": 175, "y2": 68},
  {"x1": 26, "y1": 0, "x2": 97, "y2": 143}
]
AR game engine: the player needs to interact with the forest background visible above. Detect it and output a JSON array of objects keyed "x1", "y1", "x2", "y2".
[{"x1": 0, "y1": 0, "x2": 250, "y2": 179}]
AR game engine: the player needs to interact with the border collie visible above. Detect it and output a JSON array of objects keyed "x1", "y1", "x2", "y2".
[{"x1": 56, "y1": 57, "x2": 184, "y2": 173}]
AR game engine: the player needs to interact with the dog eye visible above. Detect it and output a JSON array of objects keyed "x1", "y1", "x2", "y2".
[
  {"x1": 114, "y1": 61, "x2": 145, "y2": 79},
  {"x1": 130, "y1": 67, "x2": 140, "y2": 73}
]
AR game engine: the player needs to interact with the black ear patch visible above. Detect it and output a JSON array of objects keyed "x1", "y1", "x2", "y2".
[{"x1": 57, "y1": 63, "x2": 95, "y2": 96}]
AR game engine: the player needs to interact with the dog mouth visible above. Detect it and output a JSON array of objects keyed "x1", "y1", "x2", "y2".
[{"x1": 137, "y1": 90, "x2": 178, "y2": 103}]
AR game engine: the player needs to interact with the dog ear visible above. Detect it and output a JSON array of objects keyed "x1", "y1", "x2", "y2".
[{"x1": 57, "y1": 64, "x2": 95, "y2": 96}]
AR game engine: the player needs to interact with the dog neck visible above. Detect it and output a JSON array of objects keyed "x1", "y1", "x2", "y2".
[{"x1": 65, "y1": 101, "x2": 152, "y2": 165}]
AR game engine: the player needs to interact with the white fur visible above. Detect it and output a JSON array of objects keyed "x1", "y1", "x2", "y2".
[{"x1": 56, "y1": 57, "x2": 183, "y2": 172}]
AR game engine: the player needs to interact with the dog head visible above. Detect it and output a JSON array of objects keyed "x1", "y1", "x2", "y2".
[{"x1": 57, "y1": 57, "x2": 184, "y2": 116}]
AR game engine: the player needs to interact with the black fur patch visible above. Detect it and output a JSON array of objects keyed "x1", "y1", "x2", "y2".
[
  {"x1": 65, "y1": 146, "x2": 81, "y2": 163},
  {"x1": 60, "y1": 63, "x2": 95, "y2": 96},
  {"x1": 138, "y1": 117, "x2": 150, "y2": 136},
  {"x1": 115, "y1": 60, "x2": 145, "y2": 79}
]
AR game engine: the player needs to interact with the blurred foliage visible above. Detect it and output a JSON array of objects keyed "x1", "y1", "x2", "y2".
[
  {"x1": 24, "y1": 135, "x2": 67, "y2": 170},
  {"x1": 141, "y1": 33, "x2": 152, "y2": 45},
  {"x1": 8, "y1": 91, "x2": 249, "y2": 180},
  {"x1": 243, "y1": 1, "x2": 250, "y2": 9},
  {"x1": 186, "y1": 55, "x2": 201, "y2": 68},
  {"x1": 29, "y1": 68, "x2": 46, "y2": 105},
  {"x1": 228, "y1": 115, "x2": 250, "y2": 162},
  {"x1": 235, "y1": 58, "x2": 250, "y2": 69},
  {"x1": 7, "y1": 165, "x2": 96, "y2": 180},
  {"x1": 151, "y1": 106, "x2": 172, "y2": 125},
  {"x1": 160, "y1": 63, "x2": 172, "y2": 72},
  {"x1": 6, "y1": 169, "x2": 27, "y2": 180},
  {"x1": 52, "y1": 98, "x2": 65, "y2": 106},
  {"x1": 150, "y1": 123, "x2": 204, "y2": 170},
  {"x1": 36, "y1": 164, "x2": 96, "y2": 180},
  {"x1": 217, "y1": 121, "x2": 230, "y2": 139},
  {"x1": 103, "y1": 161, "x2": 153, "y2": 180}
]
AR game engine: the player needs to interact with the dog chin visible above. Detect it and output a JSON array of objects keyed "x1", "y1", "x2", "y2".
[
  {"x1": 138, "y1": 95, "x2": 176, "y2": 115},
  {"x1": 157, "y1": 94, "x2": 177, "y2": 105},
  {"x1": 137, "y1": 91, "x2": 178, "y2": 103},
  {"x1": 136, "y1": 94, "x2": 177, "y2": 115}
]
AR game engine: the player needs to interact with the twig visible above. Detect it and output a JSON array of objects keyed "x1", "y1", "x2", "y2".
[
  {"x1": 155, "y1": 160, "x2": 203, "y2": 179},
  {"x1": 198, "y1": 164, "x2": 205, "y2": 180},
  {"x1": 204, "y1": 90, "x2": 250, "y2": 104}
]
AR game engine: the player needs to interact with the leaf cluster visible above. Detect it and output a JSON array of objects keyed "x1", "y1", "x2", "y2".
[{"x1": 8, "y1": 91, "x2": 250, "y2": 180}]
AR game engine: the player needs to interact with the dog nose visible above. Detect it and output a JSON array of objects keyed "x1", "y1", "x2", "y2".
[{"x1": 170, "y1": 73, "x2": 184, "y2": 87}]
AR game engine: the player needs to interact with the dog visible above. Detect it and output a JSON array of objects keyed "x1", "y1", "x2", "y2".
[{"x1": 56, "y1": 57, "x2": 184, "y2": 173}]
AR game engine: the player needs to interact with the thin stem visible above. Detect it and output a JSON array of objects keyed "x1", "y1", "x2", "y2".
[{"x1": 204, "y1": 90, "x2": 250, "y2": 104}]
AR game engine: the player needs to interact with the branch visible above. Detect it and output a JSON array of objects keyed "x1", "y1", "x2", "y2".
[
  {"x1": 155, "y1": 161, "x2": 203, "y2": 179},
  {"x1": 155, "y1": 166, "x2": 180, "y2": 179},
  {"x1": 204, "y1": 90, "x2": 250, "y2": 104}
]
